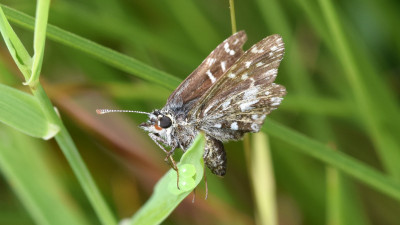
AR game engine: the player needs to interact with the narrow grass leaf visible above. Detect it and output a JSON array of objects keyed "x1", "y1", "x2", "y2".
[
  {"x1": 251, "y1": 133, "x2": 277, "y2": 225},
  {"x1": 0, "y1": 126, "x2": 91, "y2": 225},
  {"x1": 25, "y1": 0, "x2": 50, "y2": 87},
  {"x1": 0, "y1": 6, "x2": 32, "y2": 80},
  {"x1": 0, "y1": 83, "x2": 58, "y2": 139},
  {"x1": 263, "y1": 119, "x2": 400, "y2": 202},
  {"x1": 326, "y1": 164, "x2": 342, "y2": 225},
  {"x1": 1, "y1": 5, "x2": 181, "y2": 90},
  {"x1": 318, "y1": 0, "x2": 400, "y2": 179},
  {"x1": 326, "y1": 165, "x2": 371, "y2": 225},
  {"x1": 129, "y1": 133, "x2": 205, "y2": 225}
]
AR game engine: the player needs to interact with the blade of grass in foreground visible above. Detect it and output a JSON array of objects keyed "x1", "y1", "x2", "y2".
[
  {"x1": 129, "y1": 133, "x2": 205, "y2": 225},
  {"x1": 0, "y1": 5, "x2": 117, "y2": 225},
  {"x1": 25, "y1": 0, "x2": 49, "y2": 87},
  {"x1": 0, "y1": 125, "x2": 90, "y2": 225},
  {"x1": 1, "y1": 5, "x2": 181, "y2": 91},
  {"x1": 0, "y1": 6, "x2": 31, "y2": 80},
  {"x1": 263, "y1": 119, "x2": 400, "y2": 202}
]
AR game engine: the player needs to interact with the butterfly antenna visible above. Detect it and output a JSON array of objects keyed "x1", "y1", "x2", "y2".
[{"x1": 96, "y1": 109, "x2": 150, "y2": 115}]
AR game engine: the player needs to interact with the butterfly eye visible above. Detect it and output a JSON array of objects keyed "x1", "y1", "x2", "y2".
[{"x1": 159, "y1": 116, "x2": 172, "y2": 128}]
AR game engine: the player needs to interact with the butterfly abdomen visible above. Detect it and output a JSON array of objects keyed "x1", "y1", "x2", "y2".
[{"x1": 204, "y1": 135, "x2": 227, "y2": 176}]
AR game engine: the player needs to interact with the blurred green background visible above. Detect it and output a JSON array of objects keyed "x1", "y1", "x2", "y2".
[{"x1": 0, "y1": 0, "x2": 399, "y2": 225}]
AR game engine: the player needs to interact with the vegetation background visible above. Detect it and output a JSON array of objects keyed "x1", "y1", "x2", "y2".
[{"x1": 0, "y1": 0, "x2": 399, "y2": 225}]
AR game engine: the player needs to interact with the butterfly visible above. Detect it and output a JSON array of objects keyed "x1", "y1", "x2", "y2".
[{"x1": 97, "y1": 31, "x2": 286, "y2": 178}]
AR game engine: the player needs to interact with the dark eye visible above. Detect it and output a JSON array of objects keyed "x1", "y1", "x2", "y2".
[{"x1": 159, "y1": 116, "x2": 172, "y2": 128}]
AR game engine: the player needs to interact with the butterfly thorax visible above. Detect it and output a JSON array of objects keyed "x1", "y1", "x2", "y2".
[{"x1": 139, "y1": 108, "x2": 198, "y2": 151}]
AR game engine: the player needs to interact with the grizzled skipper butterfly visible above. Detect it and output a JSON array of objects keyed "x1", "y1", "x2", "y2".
[{"x1": 97, "y1": 31, "x2": 286, "y2": 179}]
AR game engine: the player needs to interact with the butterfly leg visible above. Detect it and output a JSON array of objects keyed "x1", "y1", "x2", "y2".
[
  {"x1": 204, "y1": 135, "x2": 227, "y2": 176},
  {"x1": 148, "y1": 133, "x2": 180, "y2": 189}
]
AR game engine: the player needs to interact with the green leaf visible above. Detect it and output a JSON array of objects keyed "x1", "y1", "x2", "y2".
[
  {"x1": 263, "y1": 119, "x2": 400, "y2": 202},
  {"x1": 317, "y1": 0, "x2": 400, "y2": 180},
  {"x1": 0, "y1": 5, "x2": 181, "y2": 91},
  {"x1": 250, "y1": 133, "x2": 277, "y2": 225},
  {"x1": 0, "y1": 125, "x2": 91, "y2": 225},
  {"x1": 24, "y1": 0, "x2": 50, "y2": 87},
  {"x1": 129, "y1": 133, "x2": 205, "y2": 225},
  {"x1": 0, "y1": 6, "x2": 32, "y2": 80},
  {"x1": 0, "y1": 83, "x2": 59, "y2": 139}
]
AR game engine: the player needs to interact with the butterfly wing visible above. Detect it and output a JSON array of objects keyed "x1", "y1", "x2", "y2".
[
  {"x1": 165, "y1": 31, "x2": 247, "y2": 112},
  {"x1": 188, "y1": 34, "x2": 286, "y2": 141}
]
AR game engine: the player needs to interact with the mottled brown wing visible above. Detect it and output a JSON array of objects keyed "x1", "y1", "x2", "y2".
[
  {"x1": 165, "y1": 31, "x2": 247, "y2": 110},
  {"x1": 188, "y1": 34, "x2": 286, "y2": 141}
]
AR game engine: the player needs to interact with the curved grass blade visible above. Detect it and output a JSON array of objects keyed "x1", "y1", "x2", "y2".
[
  {"x1": 129, "y1": 133, "x2": 205, "y2": 225},
  {"x1": 1, "y1": 5, "x2": 181, "y2": 91},
  {"x1": 0, "y1": 126, "x2": 91, "y2": 225},
  {"x1": 0, "y1": 6, "x2": 31, "y2": 80}
]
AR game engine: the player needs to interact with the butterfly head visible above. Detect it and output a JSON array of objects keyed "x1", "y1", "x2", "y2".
[{"x1": 139, "y1": 109, "x2": 174, "y2": 134}]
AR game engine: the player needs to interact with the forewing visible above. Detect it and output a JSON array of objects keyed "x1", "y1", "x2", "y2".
[
  {"x1": 165, "y1": 31, "x2": 247, "y2": 110},
  {"x1": 188, "y1": 34, "x2": 286, "y2": 141}
]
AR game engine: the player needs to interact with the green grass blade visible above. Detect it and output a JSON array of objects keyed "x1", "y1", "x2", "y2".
[
  {"x1": 0, "y1": 126, "x2": 91, "y2": 225},
  {"x1": 33, "y1": 84, "x2": 117, "y2": 225},
  {"x1": 326, "y1": 163, "x2": 342, "y2": 225},
  {"x1": 1, "y1": 5, "x2": 181, "y2": 90},
  {"x1": 250, "y1": 133, "x2": 277, "y2": 225},
  {"x1": 326, "y1": 165, "x2": 371, "y2": 225},
  {"x1": 164, "y1": 0, "x2": 220, "y2": 53},
  {"x1": 0, "y1": 6, "x2": 32, "y2": 80},
  {"x1": 263, "y1": 120, "x2": 400, "y2": 202},
  {"x1": 54, "y1": 122, "x2": 118, "y2": 225},
  {"x1": 129, "y1": 133, "x2": 205, "y2": 225},
  {"x1": 318, "y1": 0, "x2": 400, "y2": 179},
  {"x1": 24, "y1": 0, "x2": 50, "y2": 87},
  {"x1": 0, "y1": 83, "x2": 58, "y2": 139}
]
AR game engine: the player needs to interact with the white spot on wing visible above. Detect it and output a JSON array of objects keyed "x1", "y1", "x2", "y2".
[
  {"x1": 265, "y1": 91, "x2": 271, "y2": 96},
  {"x1": 240, "y1": 99, "x2": 259, "y2": 112},
  {"x1": 270, "y1": 97, "x2": 283, "y2": 106},
  {"x1": 231, "y1": 122, "x2": 238, "y2": 130},
  {"x1": 241, "y1": 73, "x2": 248, "y2": 80},
  {"x1": 224, "y1": 42, "x2": 230, "y2": 53},
  {"x1": 251, "y1": 47, "x2": 264, "y2": 54},
  {"x1": 243, "y1": 87, "x2": 258, "y2": 100},
  {"x1": 245, "y1": 61, "x2": 252, "y2": 68},
  {"x1": 222, "y1": 99, "x2": 231, "y2": 110},
  {"x1": 228, "y1": 73, "x2": 236, "y2": 78},
  {"x1": 214, "y1": 123, "x2": 222, "y2": 128},
  {"x1": 206, "y1": 70, "x2": 216, "y2": 83},
  {"x1": 251, "y1": 123, "x2": 259, "y2": 131},
  {"x1": 256, "y1": 62, "x2": 264, "y2": 67},
  {"x1": 251, "y1": 115, "x2": 259, "y2": 120},
  {"x1": 233, "y1": 39, "x2": 239, "y2": 45},
  {"x1": 207, "y1": 58, "x2": 216, "y2": 65},
  {"x1": 264, "y1": 69, "x2": 277, "y2": 78},
  {"x1": 221, "y1": 61, "x2": 226, "y2": 72},
  {"x1": 230, "y1": 50, "x2": 235, "y2": 55},
  {"x1": 270, "y1": 45, "x2": 278, "y2": 51},
  {"x1": 204, "y1": 104, "x2": 213, "y2": 115}
]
